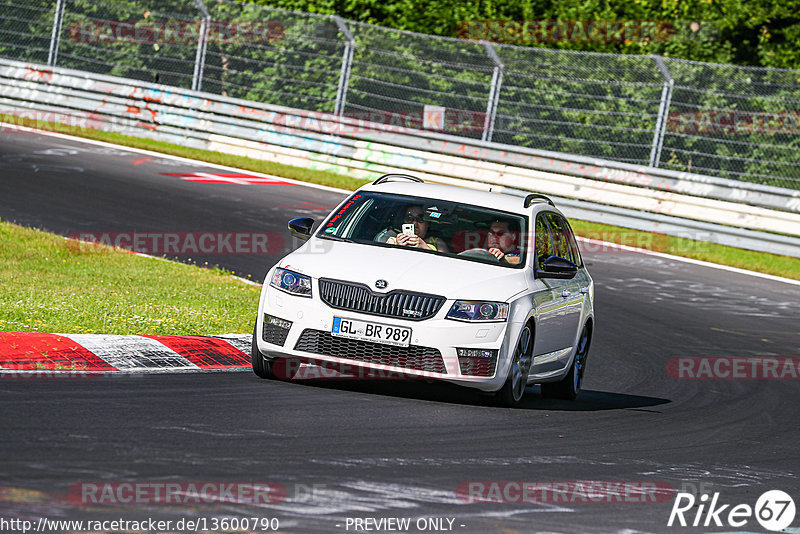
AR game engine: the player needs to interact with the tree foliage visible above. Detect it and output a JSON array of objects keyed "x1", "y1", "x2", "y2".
[
  {"x1": 1, "y1": 0, "x2": 797, "y2": 186},
  {"x1": 261, "y1": 0, "x2": 800, "y2": 69}
]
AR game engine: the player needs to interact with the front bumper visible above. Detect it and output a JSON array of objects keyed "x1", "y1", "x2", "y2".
[{"x1": 256, "y1": 284, "x2": 519, "y2": 392}]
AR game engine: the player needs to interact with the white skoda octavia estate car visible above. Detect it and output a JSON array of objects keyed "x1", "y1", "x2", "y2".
[{"x1": 252, "y1": 174, "x2": 594, "y2": 406}]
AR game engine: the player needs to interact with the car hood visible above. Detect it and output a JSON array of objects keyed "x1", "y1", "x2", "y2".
[{"x1": 278, "y1": 239, "x2": 529, "y2": 301}]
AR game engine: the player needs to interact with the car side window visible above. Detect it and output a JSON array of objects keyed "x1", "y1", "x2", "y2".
[
  {"x1": 545, "y1": 213, "x2": 581, "y2": 266},
  {"x1": 563, "y1": 221, "x2": 583, "y2": 267},
  {"x1": 534, "y1": 214, "x2": 553, "y2": 271}
]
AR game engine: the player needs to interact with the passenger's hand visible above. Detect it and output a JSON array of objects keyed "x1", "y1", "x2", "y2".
[
  {"x1": 397, "y1": 233, "x2": 419, "y2": 247},
  {"x1": 488, "y1": 247, "x2": 505, "y2": 260}
]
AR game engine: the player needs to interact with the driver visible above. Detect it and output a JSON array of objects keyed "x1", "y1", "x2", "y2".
[
  {"x1": 486, "y1": 219, "x2": 521, "y2": 264},
  {"x1": 383, "y1": 205, "x2": 448, "y2": 252}
]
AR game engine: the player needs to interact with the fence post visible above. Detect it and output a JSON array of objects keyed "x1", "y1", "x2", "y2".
[
  {"x1": 47, "y1": 0, "x2": 65, "y2": 67},
  {"x1": 649, "y1": 55, "x2": 674, "y2": 168},
  {"x1": 191, "y1": 0, "x2": 210, "y2": 92},
  {"x1": 333, "y1": 15, "x2": 355, "y2": 116},
  {"x1": 481, "y1": 41, "x2": 503, "y2": 143}
]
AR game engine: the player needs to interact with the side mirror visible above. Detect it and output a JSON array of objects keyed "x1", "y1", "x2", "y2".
[
  {"x1": 536, "y1": 255, "x2": 578, "y2": 279},
  {"x1": 288, "y1": 217, "x2": 315, "y2": 241}
]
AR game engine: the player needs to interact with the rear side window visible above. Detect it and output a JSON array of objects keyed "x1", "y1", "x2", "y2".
[
  {"x1": 534, "y1": 214, "x2": 552, "y2": 271},
  {"x1": 564, "y1": 223, "x2": 582, "y2": 266},
  {"x1": 545, "y1": 213, "x2": 582, "y2": 266}
]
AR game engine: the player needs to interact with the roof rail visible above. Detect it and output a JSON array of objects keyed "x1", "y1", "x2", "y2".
[
  {"x1": 524, "y1": 193, "x2": 555, "y2": 208},
  {"x1": 372, "y1": 174, "x2": 424, "y2": 185}
]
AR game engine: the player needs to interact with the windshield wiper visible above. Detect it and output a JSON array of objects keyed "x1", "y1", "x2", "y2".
[{"x1": 318, "y1": 234, "x2": 355, "y2": 243}]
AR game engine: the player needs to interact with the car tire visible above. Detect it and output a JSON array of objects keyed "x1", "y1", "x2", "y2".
[
  {"x1": 541, "y1": 325, "x2": 591, "y2": 400},
  {"x1": 251, "y1": 324, "x2": 276, "y2": 379},
  {"x1": 494, "y1": 324, "x2": 533, "y2": 407}
]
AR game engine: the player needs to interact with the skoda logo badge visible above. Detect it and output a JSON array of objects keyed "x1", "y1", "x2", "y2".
[{"x1": 375, "y1": 279, "x2": 388, "y2": 289}]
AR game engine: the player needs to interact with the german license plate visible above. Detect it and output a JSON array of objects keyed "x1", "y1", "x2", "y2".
[{"x1": 331, "y1": 317, "x2": 411, "y2": 347}]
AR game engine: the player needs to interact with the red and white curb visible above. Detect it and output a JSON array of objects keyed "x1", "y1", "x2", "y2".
[{"x1": 0, "y1": 331, "x2": 252, "y2": 374}]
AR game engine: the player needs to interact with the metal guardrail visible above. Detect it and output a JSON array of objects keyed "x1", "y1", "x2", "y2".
[
  {"x1": 2, "y1": 0, "x2": 800, "y2": 188},
  {"x1": 1, "y1": 57, "x2": 799, "y2": 258}
]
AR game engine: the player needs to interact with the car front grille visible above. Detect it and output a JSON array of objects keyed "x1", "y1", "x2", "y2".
[
  {"x1": 319, "y1": 278, "x2": 445, "y2": 321},
  {"x1": 293, "y1": 329, "x2": 446, "y2": 374}
]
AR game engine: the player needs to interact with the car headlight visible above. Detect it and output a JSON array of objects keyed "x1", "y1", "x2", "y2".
[
  {"x1": 446, "y1": 301, "x2": 509, "y2": 322},
  {"x1": 270, "y1": 268, "x2": 312, "y2": 297}
]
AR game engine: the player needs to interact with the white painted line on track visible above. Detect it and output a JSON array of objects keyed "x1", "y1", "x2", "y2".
[{"x1": 123, "y1": 246, "x2": 263, "y2": 287}]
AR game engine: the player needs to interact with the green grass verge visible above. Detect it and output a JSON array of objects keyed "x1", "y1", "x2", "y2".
[
  {"x1": 0, "y1": 219, "x2": 259, "y2": 335},
  {"x1": 2, "y1": 115, "x2": 798, "y2": 281}
]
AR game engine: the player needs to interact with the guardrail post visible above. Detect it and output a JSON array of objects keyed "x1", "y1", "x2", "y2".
[
  {"x1": 481, "y1": 41, "x2": 503, "y2": 143},
  {"x1": 333, "y1": 15, "x2": 355, "y2": 116},
  {"x1": 191, "y1": 0, "x2": 210, "y2": 92},
  {"x1": 649, "y1": 55, "x2": 674, "y2": 168},
  {"x1": 47, "y1": 0, "x2": 65, "y2": 67}
]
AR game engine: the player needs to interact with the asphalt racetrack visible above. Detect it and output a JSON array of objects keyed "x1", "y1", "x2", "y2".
[{"x1": 1, "y1": 129, "x2": 799, "y2": 533}]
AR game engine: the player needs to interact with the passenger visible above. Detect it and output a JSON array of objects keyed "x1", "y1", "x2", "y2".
[
  {"x1": 486, "y1": 219, "x2": 521, "y2": 264},
  {"x1": 384, "y1": 205, "x2": 448, "y2": 252}
]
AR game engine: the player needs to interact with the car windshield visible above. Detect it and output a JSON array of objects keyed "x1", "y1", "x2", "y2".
[{"x1": 317, "y1": 191, "x2": 527, "y2": 268}]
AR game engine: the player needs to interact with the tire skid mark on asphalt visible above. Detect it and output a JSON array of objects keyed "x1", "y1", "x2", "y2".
[
  {"x1": 598, "y1": 275, "x2": 797, "y2": 318},
  {"x1": 309, "y1": 456, "x2": 616, "y2": 467},
  {"x1": 585, "y1": 253, "x2": 800, "y2": 318},
  {"x1": 635, "y1": 462, "x2": 797, "y2": 488},
  {"x1": 239, "y1": 480, "x2": 571, "y2": 517}
]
